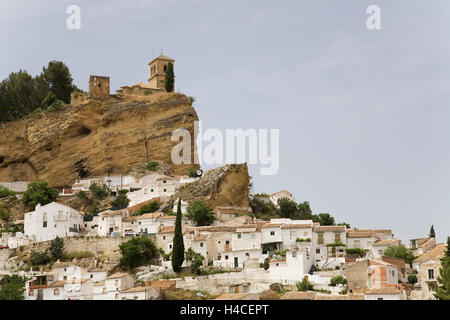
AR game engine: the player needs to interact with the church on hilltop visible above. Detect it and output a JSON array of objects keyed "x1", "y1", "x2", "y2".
[
  {"x1": 71, "y1": 54, "x2": 175, "y2": 104},
  {"x1": 116, "y1": 54, "x2": 175, "y2": 95}
]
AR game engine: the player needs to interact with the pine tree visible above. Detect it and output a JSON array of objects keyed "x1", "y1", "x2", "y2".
[
  {"x1": 429, "y1": 225, "x2": 436, "y2": 238},
  {"x1": 171, "y1": 198, "x2": 185, "y2": 273},
  {"x1": 435, "y1": 237, "x2": 450, "y2": 300},
  {"x1": 165, "y1": 62, "x2": 174, "y2": 92}
]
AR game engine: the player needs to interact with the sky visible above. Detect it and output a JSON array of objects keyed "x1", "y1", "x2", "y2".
[{"x1": 1, "y1": 0, "x2": 449, "y2": 243}]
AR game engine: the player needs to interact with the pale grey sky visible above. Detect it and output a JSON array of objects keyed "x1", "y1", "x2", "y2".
[{"x1": 1, "y1": 0, "x2": 449, "y2": 243}]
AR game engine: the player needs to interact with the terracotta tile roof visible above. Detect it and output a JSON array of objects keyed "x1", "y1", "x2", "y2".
[
  {"x1": 365, "y1": 287, "x2": 401, "y2": 295},
  {"x1": 281, "y1": 224, "x2": 312, "y2": 229},
  {"x1": 373, "y1": 239, "x2": 401, "y2": 246},
  {"x1": 157, "y1": 215, "x2": 176, "y2": 220},
  {"x1": 368, "y1": 259, "x2": 396, "y2": 267},
  {"x1": 50, "y1": 279, "x2": 91, "y2": 287},
  {"x1": 149, "y1": 54, "x2": 175, "y2": 65},
  {"x1": 94, "y1": 281, "x2": 105, "y2": 286},
  {"x1": 280, "y1": 291, "x2": 315, "y2": 300},
  {"x1": 121, "y1": 286, "x2": 153, "y2": 293},
  {"x1": 136, "y1": 212, "x2": 163, "y2": 220},
  {"x1": 158, "y1": 226, "x2": 175, "y2": 234},
  {"x1": 347, "y1": 231, "x2": 378, "y2": 238},
  {"x1": 49, "y1": 280, "x2": 65, "y2": 287},
  {"x1": 262, "y1": 223, "x2": 283, "y2": 228},
  {"x1": 313, "y1": 226, "x2": 346, "y2": 232},
  {"x1": 413, "y1": 244, "x2": 447, "y2": 263},
  {"x1": 99, "y1": 210, "x2": 124, "y2": 217},
  {"x1": 314, "y1": 294, "x2": 348, "y2": 300},
  {"x1": 106, "y1": 272, "x2": 130, "y2": 280},
  {"x1": 215, "y1": 293, "x2": 254, "y2": 300}
]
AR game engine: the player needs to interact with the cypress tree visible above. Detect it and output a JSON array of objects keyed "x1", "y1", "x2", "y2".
[
  {"x1": 429, "y1": 225, "x2": 436, "y2": 238},
  {"x1": 165, "y1": 62, "x2": 174, "y2": 92},
  {"x1": 171, "y1": 198, "x2": 184, "y2": 273}
]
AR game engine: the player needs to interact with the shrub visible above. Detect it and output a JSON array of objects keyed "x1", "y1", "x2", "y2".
[
  {"x1": 296, "y1": 238, "x2": 311, "y2": 243},
  {"x1": 110, "y1": 189, "x2": 130, "y2": 210},
  {"x1": 0, "y1": 186, "x2": 15, "y2": 198},
  {"x1": 30, "y1": 251, "x2": 51, "y2": 266},
  {"x1": 65, "y1": 251, "x2": 94, "y2": 260},
  {"x1": 407, "y1": 274, "x2": 418, "y2": 285},
  {"x1": 260, "y1": 257, "x2": 270, "y2": 270},
  {"x1": 188, "y1": 168, "x2": 202, "y2": 178},
  {"x1": 186, "y1": 200, "x2": 215, "y2": 226},
  {"x1": 296, "y1": 277, "x2": 314, "y2": 291},
  {"x1": 144, "y1": 90, "x2": 153, "y2": 95},
  {"x1": 145, "y1": 162, "x2": 159, "y2": 172},
  {"x1": 329, "y1": 275, "x2": 347, "y2": 286},
  {"x1": 0, "y1": 207, "x2": 12, "y2": 223},
  {"x1": 345, "y1": 248, "x2": 368, "y2": 258},
  {"x1": 89, "y1": 183, "x2": 110, "y2": 200},
  {"x1": 0, "y1": 275, "x2": 26, "y2": 300},
  {"x1": 136, "y1": 201, "x2": 160, "y2": 215}
]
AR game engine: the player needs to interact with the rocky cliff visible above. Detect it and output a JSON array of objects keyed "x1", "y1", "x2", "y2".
[
  {"x1": 174, "y1": 163, "x2": 250, "y2": 209},
  {"x1": 0, "y1": 93, "x2": 199, "y2": 187}
]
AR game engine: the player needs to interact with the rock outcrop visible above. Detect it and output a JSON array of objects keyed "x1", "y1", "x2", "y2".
[
  {"x1": 0, "y1": 93, "x2": 199, "y2": 187},
  {"x1": 175, "y1": 163, "x2": 250, "y2": 209}
]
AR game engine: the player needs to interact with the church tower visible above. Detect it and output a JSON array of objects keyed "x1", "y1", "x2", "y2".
[{"x1": 148, "y1": 54, "x2": 175, "y2": 89}]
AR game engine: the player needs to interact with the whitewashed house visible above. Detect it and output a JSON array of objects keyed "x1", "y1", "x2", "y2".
[
  {"x1": 97, "y1": 210, "x2": 125, "y2": 236},
  {"x1": 24, "y1": 202, "x2": 84, "y2": 242},
  {"x1": 312, "y1": 225, "x2": 346, "y2": 269},
  {"x1": 269, "y1": 190, "x2": 294, "y2": 207},
  {"x1": 120, "y1": 286, "x2": 160, "y2": 300}
]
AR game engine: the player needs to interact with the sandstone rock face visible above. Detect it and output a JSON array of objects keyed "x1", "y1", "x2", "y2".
[
  {"x1": 175, "y1": 163, "x2": 250, "y2": 209},
  {"x1": 0, "y1": 93, "x2": 199, "y2": 187}
]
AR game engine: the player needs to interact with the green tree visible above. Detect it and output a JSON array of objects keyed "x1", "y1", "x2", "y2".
[
  {"x1": 383, "y1": 245, "x2": 415, "y2": 264},
  {"x1": 188, "y1": 168, "x2": 202, "y2": 178},
  {"x1": 89, "y1": 183, "x2": 110, "y2": 200},
  {"x1": 185, "y1": 248, "x2": 204, "y2": 275},
  {"x1": 278, "y1": 198, "x2": 297, "y2": 219},
  {"x1": 313, "y1": 213, "x2": 335, "y2": 226},
  {"x1": 119, "y1": 236, "x2": 159, "y2": 269},
  {"x1": 110, "y1": 189, "x2": 130, "y2": 210},
  {"x1": 164, "y1": 62, "x2": 174, "y2": 92},
  {"x1": 48, "y1": 236, "x2": 65, "y2": 261},
  {"x1": 136, "y1": 201, "x2": 160, "y2": 215},
  {"x1": 407, "y1": 274, "x2": 418, "y2": 285},
  {"x1": 22, "y1": 180, "x2": 59, "y2": 210},
  {"x1": 297, "y1": 201, "x2": 313, "y2": 219},
  {"x1": 172, "y1": 199, "x2": 185, "y2": 273},
  {"x1": 435, "y1": 237, "x2": 450, "y2": 300},
  {"x1": 41, "y1": 91, "x2": 57, "y2": 109},
  {"x1": 0, "y1": 186, "x2": 15, "y2": 198},
  {"x1": 429, "y1": 225, "x2": 436, "y2": 238},
  {"x1": 30, "y1": 251, "x2": 51, "y2": 266},
  {"x1": 0, "y1": 275, "x2": 26, "y2": 300},
  {"x1": 40, "y1": 61, "x2": 73, "y2": 104},
  {"x1": 0, "y1": 70, "x2": 42, "y2": 122},
  {"x1": 260, "y1": 257, "x2": 270, "y2": 270},
  {"x1": 186, "y1": 200, "x2": 215, "y2": 226}
]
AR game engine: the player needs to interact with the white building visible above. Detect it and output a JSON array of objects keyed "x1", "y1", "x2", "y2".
[
  {"x1": 269, "y1": 190, "x2": 294, "y2": 207},
  {"x1": 24, "y1": 202, "x2": 84, "y2": 242}
]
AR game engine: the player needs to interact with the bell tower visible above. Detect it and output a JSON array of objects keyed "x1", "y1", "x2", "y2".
[{"x1": 148, "y1": 54, "x2": 175, "y2": 89}]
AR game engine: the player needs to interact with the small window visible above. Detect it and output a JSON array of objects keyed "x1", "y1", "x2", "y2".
[
  {"x1": 43, "y1": 221, "x2": 47, "y2": 228},
  {"x1": 428, "y1": 269, "x2": 435, "y2": 280},
  {"x1": 151, "y1": 189, "x2": 154, "y2": 192},
  {"x1": 29, "y1": 290, "x2": 34, "y2": 296},
  {"x1": 237, "y1": 233, "x2": 241, "y2": 239},
  {"x1": 316, "y1": 248, "x2": 320, "y2": 254},
  {"x1": 163, "y1": 180, "x2": 166, "y2": 184},
  {"x1": 54, "y1": 288, "x2": 60, "y2": 296},
  {"x1": 163, "y1": 189, "x2": 167, "y2": 192},
  {"x1": 270, "y1": 231, "x2": 275, "y2": 236},
  {"x1": 163, "y1": 236, "x2": 166, "y2": 240},
  {"x1": 225, "y1": 255, "x2": 229, "y2": 260},
  {"x1": 226, "y1": 240, "x2": 230, "y2": 245},
  {"x1": 169, "y1": 244, "x2": 173, "y2": 249},
  {"x1": 200, "y1": 242, "x2": 204, "y2": 247}
]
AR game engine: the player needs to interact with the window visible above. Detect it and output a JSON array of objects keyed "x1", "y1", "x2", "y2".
[
  {"x1": 334, "y1": 233, "x2": 341, "y2": 243},
  {"x1": 226, "y1": 240, "x2": 230, "y2": 244},
  {"x1": 115, "y1": 280, "x2": 119, "y2": 286},
  {"x1": 29, "y1": 290, "x2": 34, "y2": 296},
  {"x1": 251, "y1": 233, "x2": 255, "y2": 239},
  {"x1": 169, "y1": 244, "x2": 173, "y2": 249},
  {"x1": 270, "y1": 231, "x2": 275, "y2": 236},
  {"x1": 428, "y1": 269, "x2": 435, "y2": 280},
  {"x1": 54, "y1": 288, "x2": 60, "y2": 296},
  {"x1": 317, "y1": 233, "x2": 324, "y2": 245},
  {"x1": 151, "y1": 189, "x2": 154, "y2": 192},
  {"x1": 163, "y1": 189, "x2": 167, "y2": 192},
  {"x1": 163, "y1": 236, "x2": 166, "y2": 240},
  {"x1": 164, "y1": 65, "x2": 167, "y2": 72},
  {"x1": 354, "y1": 240, "x2": 361, "y2": 247},
  {"x1": 163, "y1": 180, "x2": 166, "y2": 184},
  {"x1": 237, "y1": 233, "x2": 241, "y2": 239},
  {"x1": 90, "y1": 274, "x2": 93, "y2": 279},
  {"x1": 43, "y1": 221, "x2": 47, "y2": 228},
  {"x1": 225, "y1": 255, "x2": 229, "y2": 260},
  {"x1": 245, "y1": 253, "x2": 250, "y2": 257},
  {"x1": 200, "y1": 243, "x2": 204, "y2": 247},
  {"x1": 316, "y1": 248, "x2": 320, "y2": 254}
]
